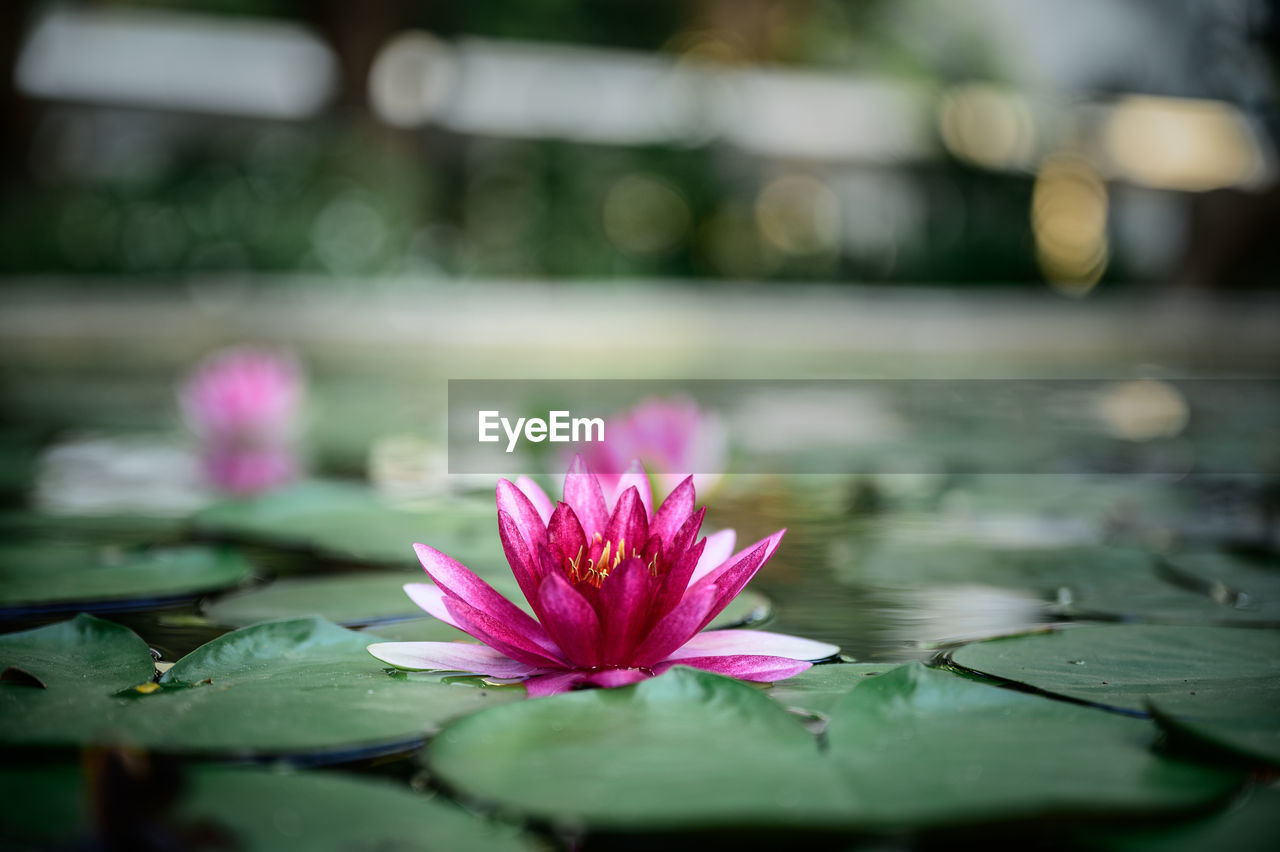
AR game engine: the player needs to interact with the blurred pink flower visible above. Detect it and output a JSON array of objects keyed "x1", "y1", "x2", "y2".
[
  {"x1": 579, "y1": 396, "x2": 728, "y2": 502},
  {"x1": 368, "y1": 457, "x2": 836, "y2": 696},
  {"x1": 179, "y1": 346, "x2": 303, "y2": 494},
  {"x1": 199, "y1": 444, "x2": 299, "y2": 496}
]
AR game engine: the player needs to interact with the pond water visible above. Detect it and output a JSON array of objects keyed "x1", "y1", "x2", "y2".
[{"x1": 2, "y1": 334, "x2": 1278, "y2": 850}]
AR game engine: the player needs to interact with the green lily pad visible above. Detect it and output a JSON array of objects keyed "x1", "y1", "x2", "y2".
[
  {"x1": 0, "y1": 764, "x2": 538, "y2": 852},
  {"x1": 0, "y1": 614, "x2": 518, "y2": 759},
  {"x1": 1148, "y1": 682, "x2": 1280, "y2": 768},
  {"x1": 192, "y1": 481, "x2": 503, "y2": 570},
  {"x1": 762, "y1": 663, "x2": 897, "y2": 716},
  {"x1": 427, "y1": 666, "x2": 852, "y2": 830},
  {"x1": 951, "y1": 625, "x2": 1280, "y2": 713},
  {"x1": 1090, "y1": 786, "x2": 1280, "y2": 852},
  {"x1": 834, "y1": 538, "x2": 1278, "y2": 626},
  {"x1": 204, "y1": 572, "x2": 432, "y2": 628},
  {"x1": 825, "y1": 664, "x2": 1240, "y2": 827},
  {"x1": 0, "y1": 544, "x2": 250, "y2": 614},
  {"x1": 427, "y1": 664, "x2": 1239, "y2": 831},
  {"x1": 950, "y1": 625, "x2": 1280, "y2": 766},
  {"x1": 1155, "y1": 551, "x2": 1280, "y2": 624}
]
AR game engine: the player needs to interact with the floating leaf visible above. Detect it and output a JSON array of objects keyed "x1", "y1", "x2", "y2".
[
  {"x1": 0, "y1": 615, "x2": 518, "y2": 759},
  {"x1": 0, "y1": 763, "x2": 539, "y2": 852},
  {"x1": 762, "y1": 662, "x2": 896, "y2": 716},
  {"x1": 824, "y1": 664, "x2": 1242, "y2": 827},
  {"x1": 428, "y1": 666, "x2": 852, "y2": 830},
  {"x1": 192, "y1": 481, "x2": 502, "y2": 569},
  {"x1": 0, "y1": 544, "x2": 250, "y2": 614},
  {"x1": 427, "y1": 664, "x2": 1239, "y2": 831},
  {"x1": 951, "y1": 625, "x2": 1280, "y2": 713},
  {"x1": 205, "y1": 572, "x2": 434, "y2": 628},
  {"x1": 951, "y1": 625, "x2": 1280, "y2": 766}
]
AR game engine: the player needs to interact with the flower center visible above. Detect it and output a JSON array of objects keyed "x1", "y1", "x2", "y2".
[{"x1": 565, "y1": 532, "x2": 658, "y2": 587}]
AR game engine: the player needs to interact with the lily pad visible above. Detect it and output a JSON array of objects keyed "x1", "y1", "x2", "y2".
[
  {"x1": 1154, "y1": 551, "x2": 1280, "y2": 624},
  {"x1": 427, "y1": 664, "x2": 1239, "y2": 831},
  {"x1": 192, "y1": 481, "x2": 503, "y2": 570},
  {"x1": 835, "y1": 538, "x2": 1279, "y2": 625},
  {"x1": 204, "y1": 572, "x2": 434, "y2": 628},
  {"x1": 950, "y1": 625, "x2": 1280, "y2": 766},
  {"x1": 427, "y1": 666, "x2": 852, "y2": 830},
  {"x1": 0, "y1": 614, "x2": 518, "y2": 759},
  {"x1": 762, "y1": 662, "x2": 897, "y2": 716},
  {"x1": 0, "y1": 544, "x2": 250, "y2": 615},
  {"x1": 0, "y1": 764, "x2": 538, "y2": 852},
  {"x1": 824, "y1": 664, "x2": 1240, "y2": 827},
  {"x1": 1148, "y1": 683, "x2": 1280, "y2": 768},
  {"x1": 951, "y1": 625, "x2": 1280, "y2": 712}
]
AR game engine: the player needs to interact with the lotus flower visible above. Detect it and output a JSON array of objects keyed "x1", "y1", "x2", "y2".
[
  {"x1": 579, "y1": 396, "x2": 728, "y2": 502},
  {"x1": 368, "y1": 458, "x2": 837, "y2": 696},
  {"x1": 179, "y1": 346, "x2": 302, "y2": 494}
]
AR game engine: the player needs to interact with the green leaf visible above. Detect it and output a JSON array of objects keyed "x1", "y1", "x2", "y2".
[
  {"x1": 951, "y1": 625, "x2": 1280, "y2": 712},
  {"x1": 0, "y1": 764, "x2": 540, "y2": 852},
  {"x1": 824, "y1": 664, "x2": 1242, "y2": 827},
  {"x1": 951, "y1": 625, "x2": 1280, "y2": 766},
  {"x1": 0, "y1": 544, "x2": 250, "y2": 612},
  {"x1": 0, "y1": 615, "x2": 518, "y2": 759},
  {"x1": 762, "y1": 662, "x2": 897, "y2": 716},
  {"x1": 192, "y1": 481, "x2": 503, "y2": 570},
  {"x1": 0, "y1": 613, "x2": 154, "y2": 692},
  {"x1": 427, "y1": 666, "x2": 852, "y2": 830},
  {"x1": 205, "y1": 572, "x2": 433, "y2": 628},
  {"x1": 427, "y1": 664, "x2": 1238, "y2": 831}
]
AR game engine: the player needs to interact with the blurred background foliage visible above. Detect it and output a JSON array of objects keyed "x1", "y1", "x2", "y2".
[{"x1": 1, "y1": 0, "x2": 1277, "y2": 289}]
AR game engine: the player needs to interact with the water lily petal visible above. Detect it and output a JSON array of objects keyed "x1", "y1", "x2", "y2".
[
  {"x1": 546, "y1": 502, "x2": 588, "y2": 567},
  {"x1": 649, "y1": 475, "x2": 694, "y2": 548},
  {"x1": 667, "y1": 506, "x2": 707, "y2": 561},
  {"x1": 649, "y1": 535, "x2": 705, "y2": 623},
  {"x1": 497, "y1": 479, "x2": 549, "y2": 557},
  {"x1": 597, "y1": 556, "x2": 656, "y2": 661},
  {"x1": 604, "y1": 485, "x2": 648, "y2": 556},
  {"x1": 515, "y1": 475, "x2": 553, "y2": 525},
  {"x1": 689, "y1": 529, "x2": 736, "y2": 585},
  {"x1": 366, "y1": 641, "x2": 540, "y2": 678},
  {"x1": 497, "y1": 510, "x2": 542, "y2": 604},
  {"x1": 414, "y1": 543, "x2": 550, "y2": 645},
  {"x1": 403, "y1": 582, "x2": 462, "y2": 629},
  {"x1": 613, "y1": 459, "x2": 654, "y2": 521},
  {"x1": 522, "y1": 670, "x2": 588, "y2": 697},
  {"x1": 564, "y1": 455, "x2": 609, "y2": 539},
  {"x1": 667, "y1": 630, "x2": 840, "y2": 661},
  {"x1": 655, "y1": 654, "x2": 811, "y2": 682},
  {"x1": 442, "y1": 595, "x2": 566, "y2": 668},
  {"x1": 689, "y1": 530, "x2": 786, "y2": 631},
  {"x1": 536, "y1": 572, "x2": 604, "y2": 667},
  {"x1": 630, "y1": 582, "x2": 718, "y2": 668}
]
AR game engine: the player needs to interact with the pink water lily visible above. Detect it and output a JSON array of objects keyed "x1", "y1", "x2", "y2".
[
  {"x1": 367, "y1": 457, "x2": 837, "y2": 696},
  {"x1": 179, "y1": 346, "x2": 303, "y2": 494},
  {"x1": 579, "y1": 396, "x2": 727, "y2": 501}
]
